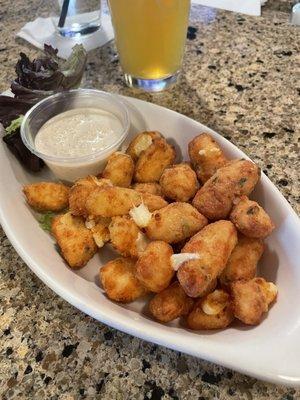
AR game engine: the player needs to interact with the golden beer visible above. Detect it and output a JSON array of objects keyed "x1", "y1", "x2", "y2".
[{"x1": 108, "y1": 0, "x2": 190, "y2": 91}]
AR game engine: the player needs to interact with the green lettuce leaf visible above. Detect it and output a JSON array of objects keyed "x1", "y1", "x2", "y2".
[
  {"x1": 38, "y1": 212, "x2": 56, "y2": 232},
  {"x1": 5, "y1": 115, "x2": 24, "y2": 135}
]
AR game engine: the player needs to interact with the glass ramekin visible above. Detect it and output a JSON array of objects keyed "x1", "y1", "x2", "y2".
[{"x1": 21, "y1": 89, "x2": 130, "y2": 182}]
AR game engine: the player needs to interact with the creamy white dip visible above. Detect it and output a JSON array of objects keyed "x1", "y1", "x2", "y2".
[{"x1": 35, "y1": 108, "x2": 123, "y2": 158}]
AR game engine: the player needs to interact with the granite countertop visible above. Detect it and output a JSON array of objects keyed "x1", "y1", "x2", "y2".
[{"x1": 0, "y1": 1, "x2": 299, "y2": 399}]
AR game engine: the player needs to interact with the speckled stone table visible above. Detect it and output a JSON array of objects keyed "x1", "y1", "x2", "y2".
[{"x1": 0, "y1": 1, "x2": 299, "y2": 399}]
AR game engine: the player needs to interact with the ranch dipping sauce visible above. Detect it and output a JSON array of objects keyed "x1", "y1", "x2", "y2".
[
  {"x1": 21, "y1": 89, "x2": 130, "y2": 183},
  {"x1": 35, "y1": 108, "x2": 123, "y2": 158}
]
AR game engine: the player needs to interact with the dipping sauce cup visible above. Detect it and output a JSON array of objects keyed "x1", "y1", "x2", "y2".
[{"x1": 21, "y1": 89, "x2": 130, "y2": 183}]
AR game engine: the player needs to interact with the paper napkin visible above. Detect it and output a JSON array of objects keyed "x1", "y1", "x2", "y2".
[
  {"x1": 193, "y1": 0, "x2": 267, "y2": 16},
  {"x1": 17, "y1": 12, "x2": 114, "y2": 60}
]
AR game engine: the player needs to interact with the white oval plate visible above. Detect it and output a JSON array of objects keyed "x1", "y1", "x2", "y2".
[{"x1": 1, "y1": 94, "x2": 300, "y2": 386}]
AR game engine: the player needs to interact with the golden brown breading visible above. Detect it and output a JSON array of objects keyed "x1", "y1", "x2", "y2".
[
  {"x1": 145, "y1": 202, "x2": 208, "y2": 244},
  {"x1": 126, "y1": 131, "x2": 162, "y2": 162},
  {"x1": 109, "y1": 215, "x2": 141, "y2": 258},
  {"x1": 187, "y1": 289, "x2": 234, "y2": 330},
  {"x1": 23, "y1": 182, "x2": 70, "y2": 212},
  {"x1": 133, "y1": 182, "x2": 163, "y2": 197},
  {"x1": 254, "y1": 277, "x2": 278, "y2": 306},
  {"x1": 188, "y1": 133, "x2": 228, "y2": 184},
  {"x1": 85, "y1": 216, "x2": 111, "y2": 248},
  {"x1": 69, "y1": 176, "x2": 112, "y2": 217},
  {"x1": 102, "y1": 152, "x2": 134, "y2": 187},
  {"x1": 231, "y1": 278, "x2": 277, "y2": 325},
  {"x1": 220, "y1": 235, "x2": 264, "y2": 286},
  {"x1": 177, "y1": 221, "x2": 237, "y2": 297},
  {"x1": 86, "y1": 186, "x2": 142, "y2": 217},
  {"x1": 100, "y1": 257, "x2": 148, "y2": 303},
  {"x1": 51, "y1": 212, "x2": 97, "y2": 269},
  {"x1": 199, "y1": 278, "x2": 218, "y2": 297},
  {"x1": 230, "y1": 196, "x2": 275, "y2": 238},
  {"x1": 136, "y1": 241, "x2": 174, "y2": 292},
  {"x1": 134, "y1": 137, "x2": 176, "y2": 182},
  {"x1": 140, "y1": 192, "x2": 168, "y2": 212},
  {"x1": 149, "y1": 282, "x2": 194, "y2": 323},
  {"x1": 159, "y1": 163, "x2": 199, "y2": 202},
  {"x1": 192, "y1": 160, "x2": 260, "y2": 220}
]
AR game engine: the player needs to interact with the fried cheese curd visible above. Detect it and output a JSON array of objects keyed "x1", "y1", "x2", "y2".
[
  {"x1": 86, "y1": 186, "x2": 142, "y2": 217},
  {"x1": 100, "y1": 257, "x2": 148, "y2": 303},
  {"x1": 102, "y1": 152, "x2": 134, "y2": 187},
  {"x1": 159, "y1": 163, "x2": 199, "y2": 202},
  {"x1": 23, "y1": 182, "x2": 69, "y2": 212},
  {"x1": 231, "y1": 278, "x2": 277, "y2": 325},
  {"x1": 136, "y1": 241, "x2": 174, "y2": 292},
  {"x1": 109, "y1": 215, "x2": 148, "y2": 258},
  {"x1": 85, "y1": 186, "x2": 166, "y2": 218},
  {"x1": 126, "y1": 131, "x2": 162, "y2": 162},
  {"x1": 187, "y1": 289, "x2": 234, "y2": 330},
  {"x1": 192, "y1": 159, "x2": 260, "y2": 220},
  {"x1": 230, "y1": 196, "x2": 275, "y2": 238},
  {"x1": 145, "y1": 202, "x2": 208, "y2": 244},
  {"x1": 133, "y1": 137, "x2": 176, "y2": 182},
  {"x1": 132, "y1": 182, "x2": 163, "y2": 197},
  {"x1": 140, "y1": 192, "x2": 168, "y2": 212},
  {"x1": 149, "y1": 282, "x2": 194, "y2": 323},
  {"x1": 219, "y1": 234, "x2": 264, "y2": 286},
  {"x1": 51, "y1": 212, "x2": 97, "y2": 268},
  {"x1": 188, "y1": 133, "x2": 228, "y2": 184},
  {"x1": 85, "y1": 216, "x2": 111, "y2": 249},
  {"x1": 177, "y1": 221, "x2": 238, "y2": 298},
  {"x1": 69, "y1": 176, "x2": 112, "y2": 217}
]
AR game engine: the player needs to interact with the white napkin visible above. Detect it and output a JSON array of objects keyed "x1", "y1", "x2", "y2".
[
  {"x1": 17, "y1": 12, "x2": 114, "y2": 59},
  {"x1": 193, "y1": 0, "x2": 267, "y2": 16}
]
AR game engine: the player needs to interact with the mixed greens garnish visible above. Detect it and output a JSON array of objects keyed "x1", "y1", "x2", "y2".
[
  {"x1": 38, "y1": 211, "x2": 56, "y2": 232},
  {"x1": 0, "y1": 44, "x2": 87, "y2": 171}
]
